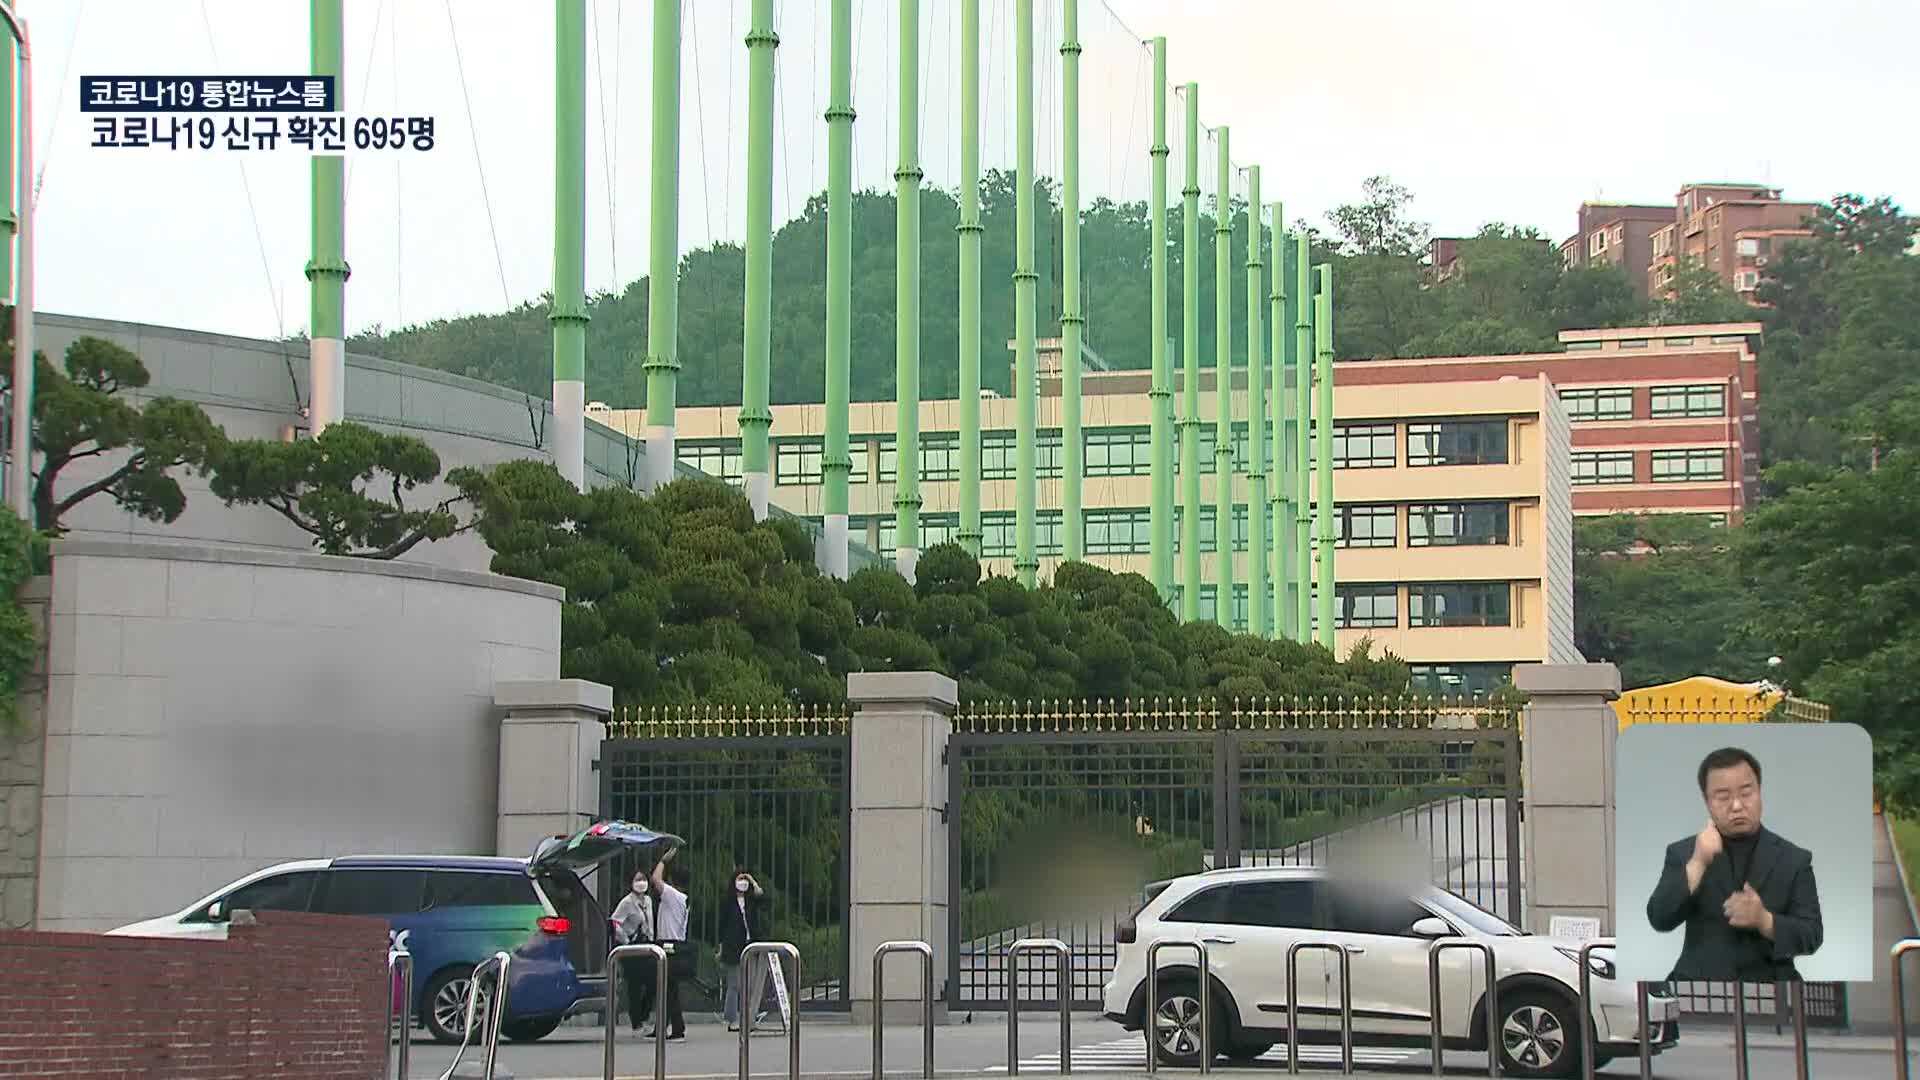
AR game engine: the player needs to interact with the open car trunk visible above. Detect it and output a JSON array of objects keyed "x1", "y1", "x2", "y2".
[{"x1": 529, "y1": 821, "x2": 685, "y2": 981}]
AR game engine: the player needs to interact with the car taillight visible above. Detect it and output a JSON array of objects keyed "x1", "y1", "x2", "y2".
[
  {"x1": 537, "y1": 916, "x2": 571, "y2": 936},
  {"x1": 1116, "y1": 921, "x2": 1137, "y2": 945}
]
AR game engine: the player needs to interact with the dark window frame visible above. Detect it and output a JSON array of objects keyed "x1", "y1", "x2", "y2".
[
  {"x1": 1335, "y1": 504, "x2": 1396, "y2": 549},
  {"x1": 1407, "y1": 582, "x2": 1513, "y2": 628},
  {"x1": 1558, "y1": 387, "x2": 1634, "y2": 423},
  {"x1": 1649, "y1": 384, "x2": 1727, "y2": 419},
  {"x1": 1570, "y1": 450, "x2": 1635, "y2": 486},
  {"x1": 1406, "y1": 419, "x2": 1510, "y2": 467},
  {"x1": 1407, "y1": 502, "x2": 1511, "y2": 547}
]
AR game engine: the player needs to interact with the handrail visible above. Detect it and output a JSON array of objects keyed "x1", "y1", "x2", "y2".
[
  {"x1": 1143, "y1": 940, "x2": 1210, "y2": 1075},
  {"x1": 1428, "y1": 939, "x2": 1498, "y2": 1079},
  {"x1": 1573, "y1": 939, "x2": 1647, "y2": 1080},
  {"x1": 741, "y1": 942, "x2": 803, "y2": 1080},
  {"x1": 385, "y1": 948, "x2": 413, "y2": 1080},
  {"x1": 436, "y1": 951, "x2": 511, "y2": 1080},
  {"x1": 872, "y1": 940, "x2": 935, "y2": 1080},
  {"x1": 1633, "y1": 983, "x2": 1652, "y2": 1080},
  {"x1": 1730, "y1": 979, "x2": 1749, "y2": 1080},
  {"x1": 1006, "y1": 938, "x2": 1072, "y2": 1076},
  {"x1": 1786, "y1": 980, "x2": 1809, "y2": 1080},
  {"x1": 1286, "y1": 942, "x2": 1352, "y2": 1076},
  {"x1": 1896, "y1": 939, "x2": 1920, "y2": 1080},
  {"x1": 605, "y1": 943, "x2": 669, "y2": 1080}
]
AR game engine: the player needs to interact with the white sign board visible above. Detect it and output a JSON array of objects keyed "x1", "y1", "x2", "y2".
[
  {"x1": 750, "y1": 954, "x2": 795, "y2": 1033},
  {"x1": 1549, "y1": 915, "x2": 1602, "y2": 944}
]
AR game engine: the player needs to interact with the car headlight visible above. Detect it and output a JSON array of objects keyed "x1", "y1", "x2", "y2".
[{"x1": 1556, "y1": 946, "x2": 1616, "y2": 979}]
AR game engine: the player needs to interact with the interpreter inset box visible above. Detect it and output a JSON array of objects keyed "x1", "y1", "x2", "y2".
[{"x1": 1613, "y1": 722, "x2": 1874, "y2": 984}]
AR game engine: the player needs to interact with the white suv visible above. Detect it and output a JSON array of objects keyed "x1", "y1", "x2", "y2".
[{"x1": 1101, "y1": 866, "x2": 1679, "y2": 1079}]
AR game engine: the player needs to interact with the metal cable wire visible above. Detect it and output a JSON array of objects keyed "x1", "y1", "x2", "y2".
[
  {"x1": 591, "y1": 0, "x2": 618, "y2": 287},
  {"x1": 33, "y1": 0, "x2": 89, "y2": 208},
  {"x1": 441, "y1": 0, "x2": 511, "y2": 308},
  {"x1": 195, "y1": 0, "x2": 286, "y2": 346},
  {"x1": 342, "y1": 0, "x2": 388, "y2": 200}
]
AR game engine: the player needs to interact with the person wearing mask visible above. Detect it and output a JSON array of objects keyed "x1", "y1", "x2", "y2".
[
  {"x1": 717, "y1": 868, "x2": 770, "y2": 1032},
  {"x1": 649, "y1": 845, "x2": 691, "y2": 1040},
  {"x1": 609, "y1": 867, "x2": 657, "y2": 1034}
]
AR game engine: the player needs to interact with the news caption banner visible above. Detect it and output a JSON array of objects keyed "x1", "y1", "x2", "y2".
[{"x1": 81, "y1": 76, "x2": 434, "y2": 153}]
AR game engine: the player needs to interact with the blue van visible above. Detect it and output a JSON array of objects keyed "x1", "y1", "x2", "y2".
[{"x1": 109, "y1": 821, "x2": 681, "y2": 1044}]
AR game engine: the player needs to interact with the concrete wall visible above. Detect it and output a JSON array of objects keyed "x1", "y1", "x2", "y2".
[
  {"x1": 0, "y1": 578, "x2": 48, "y2": 930},
  {"x1": 33, "y1": 538, "x2": 562, "y2": 932},
  {"x1": 1537, "y1": 374, "x2": 1582, "y2": 663}
]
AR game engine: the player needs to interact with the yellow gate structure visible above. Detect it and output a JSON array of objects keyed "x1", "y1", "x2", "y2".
[{"x1": 1614, "y1": 674, "x2": 1831, "y2": 731}]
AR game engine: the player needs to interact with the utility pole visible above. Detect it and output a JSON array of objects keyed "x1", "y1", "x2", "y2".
[
  {"x1": 1244, "y1": 168, "x2": 1266, "y2": 638},
  {"x1": 1314, "y1": 264, "x2": 1336, "y2": 649},
  {"x1": 739, "y1": 0, "x2": 778, "y2": 517},
  {"x1": 956, "y1": 0, "x2": 983, "y2": 557},
  {"x1": 1212, "y1": 129, "x2": 1233, "y2": 627},
  {"x1": 1292, "y1": 233, "x2": 1311, "y2": 641},
  {"x1": 1147, "y1": 39, "x2": 1172, "y2": 601},
  {"x1": 1013, "y1": 0, "x2": 1039, "y2": 586},
  {"x1": 307, "y1": 0, "x2": 349, "y2": 436},
  {"x1": 550, "y1": 0, "x2": 587, "y2": 488},
  {"x1": 642, "y1": 0, "x2": 683, "y2": 491},
  {"x1": 820, "y1": 0, "x2": 854, "y2": 574},
  {"x1": 1059, "y1": 0, "x2": 1084, "y2": 561},
  {"x1": 1268, "y1": 212, "x2": 1291, "y2": 639},
  {"x1": 893, "y1": 0, "x2": 924, "y2": 580},
  {"x1": 1178, "y1": 85, "x2": 1202, "y2": 621}
]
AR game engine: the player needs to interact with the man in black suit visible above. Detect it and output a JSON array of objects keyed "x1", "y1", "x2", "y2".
[{"x1": 1645, "y1": 746, "x2": 1824, "y2": 981}]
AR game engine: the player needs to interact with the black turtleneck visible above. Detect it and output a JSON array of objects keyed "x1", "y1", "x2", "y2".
[{"x1": 1724, "y1": 830, "x2": 1761, "y2": 888}]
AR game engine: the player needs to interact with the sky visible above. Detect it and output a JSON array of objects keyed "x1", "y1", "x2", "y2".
[{"x1": 21, "y1": 0, "x2": 1919, "y2": 343}]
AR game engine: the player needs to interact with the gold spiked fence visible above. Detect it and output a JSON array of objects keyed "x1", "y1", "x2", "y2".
[
  {"x1": 1620, "y1": 693, "x2": 1831, "y2": 729},
  {"x1": 951, "y1": 695, "x2": 1518, "y2": 734},
  {"x1": 606, "y1": 701, "x2": 852, "y2": 739}
]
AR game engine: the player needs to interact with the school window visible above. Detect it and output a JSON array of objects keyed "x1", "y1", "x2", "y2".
[
  {"x1": 1335, "y1": 583, "x2": 1399, "y2": 629},
  {"x1": 1230, "y1": 423, "x2": 1250, "y2": 470},
  {"x1": 1173, "y1": 426, "x2": 1223, "y2": 475},
  {"x1": 1232, "y1": 504, "x2": 1251, "y2": 552},
  {"x1": 1571, "y1": 451, "x2": 1635, "y2": 485},
  {"x1": 1649, "y1": 384, "x2": 1725, "y2": 419},
  {"x1": 847, "y1": 440, "x2": 871, "y2": 484},
  {"x1": 1651, "y1": 448, "x2": 1726, "y2": 483},
  {"x1": 1407, "y1": 502, "x2": 1510, "y2": 547},
  {"x1": 1231, "y1": 584, "x2": 1250, "y2": 631},
  {"x1": 1086, "y1": 428, "x2": 1152, "y2": 477},
  {"x1": 774, "y1": 440, "x2": 823, "y2": 486},
  {"x1": 1559, "y1": 388, "x2": 1633, "y2": 423},
  {"x1": 1406, "y1": 420, "x2": 1509, "y2": 467},
  {"x1": 1408, "y1": 582, "x2": 1512, "y2": 628},
  {"x1": 678, "y1": 441, "x2": 744, "y2": 485},
  {"x1": 980, "y1": 510, "x2": 1064, "y2": 558},
  {"x1": 982, "y1": 430, "x2": 1063, "y2": 480},
  {"x1": 1663, "y1": 337, "x2": 1695, "y2": 347},
  {"x1": 1171, "y1": 505, "x2": 1219, "y2": 554},
  {"x1": 880, "y1": 514, "x2": 959, "y2": 556},
  {"x1": 1335, "y1": 504, "x2": 1396, "y2": 549},
  {"x1": 1619, "y1": 338, "x2": 1650, "y2": 349},
  {"x1": 1084, "y1": 507, "x2": 1152, "y2": 555},
  {"x1": 1197, "y1": 584, "x2": 1219, "y2": 623},
  {"x1": 921, "y1": 433, "x2": 960, "y2": 482},
  {"x1": 1409, "y1": 663, "x2": 1514, "y2": 698},
  {"x1": 1710, "y1": 334, "x2": 1746, "y2": 344},
  {"x1": 1564, "y1": 340, "x2": 1604, "y2": 352},
  {"x1": 1325, "y1": 422, "x2": 1397, "y2": 469}
]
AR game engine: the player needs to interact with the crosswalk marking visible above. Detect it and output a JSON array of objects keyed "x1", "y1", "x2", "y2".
[{"x1": 984, "y1": 1036, "x2": 1421, "y2": 1072}]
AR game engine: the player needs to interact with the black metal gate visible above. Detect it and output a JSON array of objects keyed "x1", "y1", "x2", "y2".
[
  {"x1": 945, "y1": 698, "x2": 1522, "y2": 1010},
  {"x1": 599, "y1": 706, "x2": 851, "y2": 1011}
]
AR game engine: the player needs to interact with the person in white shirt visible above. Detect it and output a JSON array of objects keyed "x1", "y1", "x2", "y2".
[
  {"x1": 650, "y1": 845, "x2": 691, "y2": 1039},
  {"x1": 610, "y1": 869, "x2": 657, "y2": 1033}
]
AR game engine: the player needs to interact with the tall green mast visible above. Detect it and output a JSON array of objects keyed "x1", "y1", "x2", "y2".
[
  {"x1": 894, "y1": 0, "x2": 924, "y2": 580},
  {"x1": 1059, "y1": 0, "x2": 1084, "y2": 562},
  {"x1": 1147, "y1": 39, "x2": 1172, "y2": 601},
  {"x1": 1293, "y1": 233, "x2": 1311, "y2": 640},
  {"x1": 1178, "y1": 85, "x2": 1201, "y2": 621},
  {"x1": 821, "y1": 0, "x2": 855, "y2": 574},
  {"x1": 642, "y1": 0, "x2": 682, "y2": 490},
  {"x1": 1212, "y1": 130, "x2": 1233, "y2": 627},
  {"x1": 956, "y1": 0, "x2": 983, "y2": 557},
  {"x1": 1013, "y1": 0, "x2": 1039, "y2": 586},
  {"x1": 1269, "y1": 211, "x2": 1292, "y2": 640},
  {"x1": 739, "y1": 0, "x2": 778, "y2": 518},
  {"x1": 307, "y1": 0, "x2": 349, "y2": 437},
  {"x1": 551, "y1": 0, "x2": 588, "y2": 488},
  {"x1": 1314, "y1": 264, "x2": 1336, "y2": 648},
  {"x1": 1244, "y1": 168, "x2": 1267, "y2": 639}
]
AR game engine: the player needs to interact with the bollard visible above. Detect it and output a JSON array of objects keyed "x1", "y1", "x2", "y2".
[
  {"x1": 386, "y1": 948, "x2": 413, "y2": 1080},
  {"x1": 436, "y1": 951, "x2": 511, "y2": 1080},
  {"x1": 871, "y1": 941, "x2": 935, "y2": 1080},
  {"x1": 1142, "y1": 940, "x2": 1211, "y2": 1076},
  {"x1": 1633, "y1": 983, "x2": 1652, "y2": 1080},
  {"x1": 1006, "y1": 939, "x2": 1073, "y2": 1076},
  {"x1": 1895, "y1": 940, "x2": 1920, "y2": 1080},
  {"x1": 1787, "y1": 981, "x2": 1809, "y2": 1080},
  {"x1": 1730, "y1": 982, "x2": 1749, "y2": 1080},
  {"x1": 1574, "y1": 939, "x2": 1626, "y2": 1080},
  {"x1": 606, "y1": 943, "x2": 669, "y2": 1080},
  {"x1": 741, "y1": 942, "x2": 803, "y2": 1080},
  {"x1": 1428, "y1": 940, "x2": 1498, "y2": 1079},
  {"x1": 1286, "y1": 942, "x2": 1352, "y2": 1076}
]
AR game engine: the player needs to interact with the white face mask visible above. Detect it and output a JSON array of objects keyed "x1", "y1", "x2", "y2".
[
  {"x1": 632, "y1": 879, "x2": 648, "y2": 896},
  {"x1": 736, "y1": 879, "x2": 750, "y2": 894}
]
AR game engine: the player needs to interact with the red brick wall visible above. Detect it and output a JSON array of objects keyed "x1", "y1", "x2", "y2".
[{"x1": 0, "y1": 911, "x2": 388, "y2": 1079}]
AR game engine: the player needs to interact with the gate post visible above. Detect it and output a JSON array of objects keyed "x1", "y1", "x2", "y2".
[
  {"x1": 494, "y1": 678, "x2": 613, "y2": 857},
  {"x1": 847, "y1": 672, "x2": 958, "y2": 1025},
  {"x1": 1513, "y1": 663, "x2": 1620, "y2": 937}
]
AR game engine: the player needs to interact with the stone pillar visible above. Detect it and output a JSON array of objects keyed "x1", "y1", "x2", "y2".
[
  {"x1": 1515, "y1": 662, "x2": 1621, "y2": 935},
  {"x1": 495, "y1": 679, "x2": 612, "y2": 859},
  {"x1": 847, "y1": 671, "x2": 956, "y2": 1024},
  {"x1": 0, "y1": 577, "x2": 48, "y2": 930}
]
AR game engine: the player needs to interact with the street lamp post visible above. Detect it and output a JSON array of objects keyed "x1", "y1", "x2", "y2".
[{"x1": 0, "y1": 3, "x2": 30, "y2": 521}]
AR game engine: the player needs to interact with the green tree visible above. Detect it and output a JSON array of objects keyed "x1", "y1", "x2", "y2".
[
  {"x1": 1653, "y1": 257, "x2": 1752, "y2": 326},
  {"x1": 0, "y1": 506, "x2": 38, "y2": 728},
  {"x1": 0, "y1": 330, "x2": 226, "y2": 534},
  {"x1": 209, "y1": 422, "x2": 493, "y2": 559},
  {"x1": 1573, "y1": 514, "x2": 1765, "y2": 687}
]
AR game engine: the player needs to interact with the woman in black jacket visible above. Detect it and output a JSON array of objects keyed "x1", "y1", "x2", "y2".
[{"x1": 716, "y1": 867, "x2": 770, "y2": 1031}]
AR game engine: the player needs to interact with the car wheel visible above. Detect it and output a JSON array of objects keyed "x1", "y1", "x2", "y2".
[
  {"x1": 422, "y1": 968, "x2": 491, "y2": 1046},
  {"x1": 1224, "y1": 1040, "x2": 1274, "y2": 1063},
  {"x1": 1495, "y1": 988, "x2": 1581, "y2": 1078},
  {"x1": 1150, "y1": 981, "x2": 1226, "y2": 1067},
  {"x1": 502, "y1": 1016, "x2": 563, "y2": 1043}
]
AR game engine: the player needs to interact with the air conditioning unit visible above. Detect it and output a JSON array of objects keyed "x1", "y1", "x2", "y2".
[{"x1": 1754, "y1": 256, "x2": 1769, "y2": 267}]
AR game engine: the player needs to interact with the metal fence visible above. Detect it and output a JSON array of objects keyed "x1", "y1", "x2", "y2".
[
  {"x1": 945, "y1": 696, "x2": 1521, "y2": 1010},
  {"x1": 600, "y1": 704, "x2": 851, "y2": 1011}
]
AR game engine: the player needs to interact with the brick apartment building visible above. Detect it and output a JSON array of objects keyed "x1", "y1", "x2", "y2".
[
  {"x1": 1558, "y1": 183, "x2": 1820, "y2": 302},
  {"x1": 1557, "y1": 203, "x2": 1673, "y2": 296}
]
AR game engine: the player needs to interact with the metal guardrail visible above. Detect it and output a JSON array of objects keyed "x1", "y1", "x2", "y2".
[
  {"x1": 1428, "y1": 939, "x2": 1498, "y2": 1079},
  {"x1": 386, "y1": 948, "x2": 413, "y2": 1080},
  {"x1": 605, "y1": 943, "x2": 669, "y2": 1080},
  {"x1": 1286, "y1": 942, "x2": 1352, "y2": 1076},
  {"x1": 1142, "y1": 940, "x2": 1211, "y2": 1076},
  {"x1": 872, "y1": 941, "x2": 935, "y2": 1080},
  {"x1": 1633, "y1": 983, "x2": 1652, "y2": 1080},
  {"x1": 1896, "y1": 939, "x2": 1920, "y2": 1080},
  {"x1": 1006, "y1": 939, "x2": 1072, "y2": 1076},
  {"x1": 1786, "y1": 980, "x2": 1809, "y2": 1080},
  {"x1": 1730, "y1": 978, "x2": 1749, "y2": 1080},
  {"x1": 741, "y1": 942, "x2": 803, "y2": 1080},
  {"x1": 436, "y1": 951, "x2": 511, "y2": 1080},
  {"x1": 1574, "y1": 939, "x2": 1651, "y2": 1080}
]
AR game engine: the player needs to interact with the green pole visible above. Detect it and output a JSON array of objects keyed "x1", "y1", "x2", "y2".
[
  {"x1": 643, "y1": 0, "x2": 682, "y2": 491},
  {"x1": 894, "y1": 0, "x2": 924, "y2": 580},
  {"x1": 1269, "y1": 212, "x2": 1291, "y2": 640},
  {"x1": 306, "y1": 0, "x2": 350, "y2": 436},
  {"x1": 1244, "y1": 168, "x2": 1267, "y2": 639},
  {"x1": 1314, "y1": 263, "x2": 1336, "y2": 649},
  {"x1": 956, "y1": 0, "x2": 983, "y2": 558},
  {"x1": 1212, "y1": 129, "x2": 1232, "y2": 628},
  {"x1": 740, "y1": 0, "x2": 778, "y2": 517},
  {"x1": 1013, "y1": 0, "x2": 1038, "y2": 586},
  {"x1": 1178, "y1": 85, "x2": 1201, "y2": 621},
  {"x1": 1147, "y1": 39, "x2": 1172, "y2": 601},
  {"x1": 551, "y1": 0, "x2": 588, "y2": 489},
  {"x1": 0, "y1": 39, "x2": 14, "y2": 297},
  {"x1": 822, "y1": 0, "x2": 855, "y2": 575},
  {"x1": 1059, "y1": 0, "x2": 1084, "y2": 562},
  {"x1": 1293, "y1": 233, "x2": 1311, "y2": 641}
]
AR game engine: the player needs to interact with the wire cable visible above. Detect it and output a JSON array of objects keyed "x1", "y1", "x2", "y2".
[
  {"x1": 592, "y1": 0, "x2": 617, "y2": 286},
  {"x1": 32, "y1": 0, "x2": 88, "y2": 208},
  {"x1": 687, "y1": 0, "x2": 714, "y2": 246},
  {"x1": 442, "y1": 0, "x2": 512, "y2": 308},
  {"x1": 343, "y1": 0, "x2": 388, "y2": 200},
  {"x1": 195, "y1": 0, "x2": 287, "y2": 346}
]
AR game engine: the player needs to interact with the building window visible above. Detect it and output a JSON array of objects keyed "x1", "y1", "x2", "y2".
[
  {"x1": 1410, "y1": 663, "x2": 1514, "y2": 698},
  {"x1": 1734, "y1": 269, "x2": 1760, "y2": 292},
  {"x1": 1710, "y1": 334, "x2": 1746, "y2": 344},
  {"x1": 1335, "y1": 504, "x2": 1396, "y2": 549},
  {"x1": 1619, "y1": 338, "x2": 1650, "y2": 349},
  {"x1": 775, "y1": 440, "x2": 823, "y2": 486},
  {"x1": 1335, "y1": 583, "x2": 1398, "y2": 629},
  {"x1": 1589, "y1": 230, "x2": 1609, "y2": 257},
  {"x1": 1612, "y1": 225, "x2": 1625, "y2": 243},
  {"x1": 1231, "y1": 584, "x2": 1249, "y2": 632},
  {"x1": 982, "y1": 430, "x2": 1063, "y2": 480},
  {"x1": 1407, "y1": 502, "x2": 1510, "y2": 547},
  {"x1": 1328, "y1": 422, "x2": 1398, "y2": 469},
  {"x1": 1559, "y1": 387, "x2": 1633, "y2": 422},
  {"x1": 1571, "y1": 450, "x2": 1635, "y2": 485},
  {"x1": 1085, "y1": 507, "x2": 1152, "y2": 555},
  {"x1": 918, "y1": 433, "x2": 961, "y2": 482},
  {"x1": 1086, "y1": 428, "x2": 1151, "y2": 477},
  {"x1": 1407, "y1": 420, "x2": 1509, "y2": 467},
  {"x1": 880, "y1": 513, "x2": 959, "y2": 556},
  {"x1": 1649, "y1": 384, "x2": 1726, "y2": 419},
  {"x1": 1703, "y1": 512, "x2": 1729, "y2": 528},
  {"x1": 1564, "y1": 340, "x2": 1604, "y2": 352},
  {"x1": 1737, "y1": 237, "x2": 1760, "y2": 257},
  {"x1": 678, "y1": 441, "x2": 744, "y2": 486},
  {"x1": 1663, "y1": 337, "x2": 1695, "y2": 346},
  {"x1": 1408, "y1": 582, "x2": 1512, "y2": 628},
  {"x1": 981, "y1": 510, "x2": 1064, "y2": 557},
  {"x1": 1174, "y1": 426, "x2": 1226, "y2": 475},
  {"x1": 1651, "y1": 448, "x2": 1727, "y2": 483},
  {"x1": 877, "y1": 438, "x2": 898, "y2": 483},
  {"x1": 1198, "y1": 584, "x2": 1219, "y2": 624},
  {"x1": 1171, "y1": 505, "x2": 1218, "y2": 554},
  {"x1": 846, "y1": 440, "x2": 871, "y2": 484}
]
